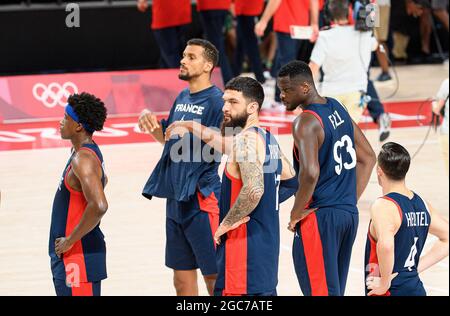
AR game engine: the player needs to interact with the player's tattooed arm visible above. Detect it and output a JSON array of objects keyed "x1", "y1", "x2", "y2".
[
  {"x1": 214, "y1": 132, "x2": 265, "y2": 244},
  {"x1": 222, "y1": 133, "x2": 264, "y2": 226}
]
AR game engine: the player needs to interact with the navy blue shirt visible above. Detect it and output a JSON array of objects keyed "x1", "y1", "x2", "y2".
[
  {"x1": 216, "y1": 127, "x2": 282, "y2": 295},
  {"x1": 365, "y1": 192, "x2": 431, "y2": 296},
  {"x1": 293, "y1": 97, "x2": 357, "y2": 213},
  {"x1": 142, "y1": 85, "x2": 224, "y2": 205},
  {"x1": 49, "y1": 143, "x2": 107, "y2": 282}
]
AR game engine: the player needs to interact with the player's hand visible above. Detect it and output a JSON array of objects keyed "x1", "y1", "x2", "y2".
[
  {"x1": 287, "y1": 219, "x2": 299, "y2": 232},
  {"x1": 214, "y1": 217, "x2": 251, "y2": 245},
  {"x1": 55, "y1": 237, "x2": 74, "y2": 258},
  {"x1": 366, "y1": 272, "x2": 398, "y2": 296},
  {"x1": 288, "y1": 208, "x2": 317, "y2": 232},
  {"x1": 255, "y1": 20, "x2": 268, "y2": 37},
  {"x1": 137, "y1": 0, "x2": 148, "y2": 12},
  {"x1": 165, "y1": 121, "x2": 193, "y2": 141},
  {"x1": 138, "y1": 109, "x2": 160, "y2": 133}
]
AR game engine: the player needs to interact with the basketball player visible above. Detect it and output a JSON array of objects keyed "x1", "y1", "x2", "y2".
[
  {"x1": 138, "y1": 39, "x2": 224, "y2": 296},
  {"x1": 50, "y1": 93, "x2": 108, "y2": 296},
  {"x1": 277, "y1": 61, "x2": 376, "y2": 296},
  {"x1": 166, "y1": 76, "x2": 298, "y2": 296},
  {"x1": 365, "y1": 142, "x2": 449, "y2": 296}
]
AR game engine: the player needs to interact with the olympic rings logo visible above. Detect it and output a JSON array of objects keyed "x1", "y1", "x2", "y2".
[{"x1": 32, "y1": 82, "x2": 79, "y2": 108}]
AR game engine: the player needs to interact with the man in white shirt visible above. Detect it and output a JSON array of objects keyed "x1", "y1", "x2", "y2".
[
  {"x1": 309, "y1": 0, "x2": 378, "y2": 123},
  {"x1": 432, "y1": 78, "x2": 449, "y2": 175}
]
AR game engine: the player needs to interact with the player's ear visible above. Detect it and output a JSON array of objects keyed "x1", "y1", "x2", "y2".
[
  {"x1": 376, "y1": 165, "x2": 383, "y2": 178},
  {"x1": 75, "y1": 123, "x2": 83, "y2": 133},
  {"x1": 204, "y1": 60, "x2": 213, "y2": 74},
  {"x1": 247, "y1": 101, "x2": 259, "y2": 115},
  {"x1": 302, "y1": 82, "x2": 310, "y2": 95}
]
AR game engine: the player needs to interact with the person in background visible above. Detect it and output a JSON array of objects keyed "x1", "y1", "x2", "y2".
[
  {"x1": 137, "y1": 0, "x2": 192, "y2": 68},
  {"x1": 233, "y1": 0, "x2": 267, "y2": 84},
  {"x1": 365, "y1": 142, "x2": 449, "y2": 296},
  {"x1": 309, "y1": 0, "x2": 378, "y2": 124},
  {"x1": 255, "y1": 0, "x2": 320, "y2": 111},
  {"x1": 432, "y1": 77, "x2": 449, "y2": 175},
  {"x1": 197, "y1": 0, "x2": 234, "y2": 85},
  {"x1": 374, "y1": 0, "x2": 393, "y2": 82}
]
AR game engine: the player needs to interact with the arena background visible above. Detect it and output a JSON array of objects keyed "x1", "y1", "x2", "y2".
[{"x1": 0, "y1": 0, "x2": 448, "y2": 296}]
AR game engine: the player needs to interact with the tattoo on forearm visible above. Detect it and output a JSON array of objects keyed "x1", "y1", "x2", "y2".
[
  {"x1": 223, "y1": 134, "x2": 265, "y2": 227},
  {"x1": 222, "y1": 161, "x2": 265, "y2": 227}
]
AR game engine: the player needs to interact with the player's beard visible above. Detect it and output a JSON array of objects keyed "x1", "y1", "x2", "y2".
[
  {"x1": 220, "y1": 111, "x2": 249, "y2": 136},
  {"x1": 178, "y1": 73, "x2": 191, "y2": 81},
  {"x1": 178, "y1": 69, "x2": 198, "y2": 81}
]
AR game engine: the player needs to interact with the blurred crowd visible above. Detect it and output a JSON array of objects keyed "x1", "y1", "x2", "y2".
[
  {"x1": 136, "y1": 0, "x2": 448, "y2": 77},
  {"x1": 136, "y1": 0, "x2": 446, "y2": 141}
]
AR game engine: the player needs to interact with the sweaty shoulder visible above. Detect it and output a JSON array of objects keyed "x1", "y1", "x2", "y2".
[
  {"x1": 299, "y1": 109, "x2": 324, "y2": 129},
  {"x1": 73, "y1": 149, "x2": 99, "y2": 168},
  {"x1": 370, "y1": 197, "x2": 402, "y2": 222}
]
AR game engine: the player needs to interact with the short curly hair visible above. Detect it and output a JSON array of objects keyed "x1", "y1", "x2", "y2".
[
  {"x1": 67, "y1": 92, "x2": 107, "y2": 134},
  {"x1": 278, "y1": 60, "x2": 314, "y2": 85}
]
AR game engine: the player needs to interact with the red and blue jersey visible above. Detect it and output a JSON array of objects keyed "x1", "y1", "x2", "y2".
[
  {"x1": 49, "y1": 143, "x2": 107, "y2": 283},
  {"x1": 365, "y1": 192, "x2": 431, "y2": 296},
  {"x1": 293, "y1": 97, "x2": 357, "y2": 212},
  {"x1": 216, "y1": 127, "x2": 282, "y2": 295}
]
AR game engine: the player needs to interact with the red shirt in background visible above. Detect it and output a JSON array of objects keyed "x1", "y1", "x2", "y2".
[
  {"x1": 234, "y1": 0, "x2": 265, "y2": 16},
  {"x1": 151, "y1": 0, "x2": 192, "y2": 30},
  {"x1": 197, "y1": 0, "x2": 231, "y2": 11},
  {"x1": 274, "y1": 0, "x2": 311, "y2": 34}
]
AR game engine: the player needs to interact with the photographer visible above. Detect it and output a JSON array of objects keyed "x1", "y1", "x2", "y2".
[
  {"x1": 309, "y1": 0, "x2": 378, "y2": 123},
  {"x1": 433, "y1": 77, "x2": 449, "y2": 175}
]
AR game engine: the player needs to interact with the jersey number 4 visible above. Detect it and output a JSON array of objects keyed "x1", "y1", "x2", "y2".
[
  {"x1": 333, "y1": 135, "x2": 357, "y2": 175},
  {"x1": 404, "y1": 237, "x2": 419, "y2": 272}
]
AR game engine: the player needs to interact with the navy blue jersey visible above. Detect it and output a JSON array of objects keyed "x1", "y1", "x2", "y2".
[
  {"x1": 215, "y1": 127, "x2": 282, "y2": 295},
  {"x1": 49, "y1": 143, "x2": 107, "y2": 282},
  {"x1": 365, "y1": 192, "x2": 431, "y2": 296},
  {"x1": 292, "y1": 97, "x2": 357, "y2": 212},
  {"x1": 142, "y1": 86, "x2": 224, "y2": 210}
]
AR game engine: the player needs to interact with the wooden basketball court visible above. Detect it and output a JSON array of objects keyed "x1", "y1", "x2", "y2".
[{"x1": 0, "y1": 64, "x2": 448, "y2": 296}]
